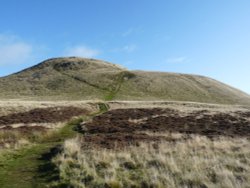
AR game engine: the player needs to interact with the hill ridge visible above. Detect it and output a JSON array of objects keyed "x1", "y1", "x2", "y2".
[{"x1": 0, "y1": 57, "x2": 249, "y2": 105}]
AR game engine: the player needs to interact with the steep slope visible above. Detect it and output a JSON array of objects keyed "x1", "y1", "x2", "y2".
[
  {"x1": 0, "y1": 57, "x2": 249, "y2": 105},
  {"x1": 0, "y1": 57, "x2": 126, "y2": 100}
]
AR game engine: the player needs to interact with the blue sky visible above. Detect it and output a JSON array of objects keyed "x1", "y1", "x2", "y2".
[{"x1": 0, "y1": 0, "x2": 250, "y2": 94}]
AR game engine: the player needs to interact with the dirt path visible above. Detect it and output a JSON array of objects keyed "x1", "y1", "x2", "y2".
[
  {"x1": 0, "y1": 119, "x2": 81, "y2": 188},
  {"x1": 0, "y1": 103, "x2": 108, "y2": 188},
  {"x1": 1, "y1": 104, "x2": 249, "y2": 186}
]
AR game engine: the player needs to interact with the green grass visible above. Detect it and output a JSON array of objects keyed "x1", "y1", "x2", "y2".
[
  {"x1": 0, "y1": 118, "x2": 82, "y2": 188},
  {"x1": 0, "y1": 102, "x2": 109, "y2": 188},
  {"x1": 0, "y1": 57, "x2": 249, "y2": 105},
  {"x1": 97, "y1": 102, "x2": 110, "y2": 113},
  {"x1": 104, "y1": 71, "x2": 134, "y2": 101}
]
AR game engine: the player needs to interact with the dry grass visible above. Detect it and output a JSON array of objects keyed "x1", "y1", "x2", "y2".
[
  {"x1": 0, "y1": 132, "x2": 31, "y2": 151},
  {"x1": 0, "y1": 57, "x2": 249, "y2": 105},
  {"x1": 52, "y1": 134, "x2": 250, "y2": 188},
  {"x1": 108, "y1": 101, "x2": 250, "y2": 113},
  {"x1": 0, "y1": 130, "x2": 34, "y2": 150},
  {"x1": 0, "y1": 100, "x2": 97, "y2": 116},
  {"x1": 0, "y1": 100, "x2": 248, "y2": 117},
  {"x1": 0, "y1": 127, "x2": 61, "y2": 152}
]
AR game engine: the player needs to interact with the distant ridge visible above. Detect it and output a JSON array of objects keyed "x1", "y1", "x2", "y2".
[{"x1": 0, "y1": 57, "x2": 250, "y2": 105}]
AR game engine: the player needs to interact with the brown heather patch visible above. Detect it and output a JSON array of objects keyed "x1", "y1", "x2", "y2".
[
  {"x1": 80, "y1": 108, "x2": 250, "y2": 149},
  {"x1": 0, "y1": 106, "x2": 89, "y2": 125}
]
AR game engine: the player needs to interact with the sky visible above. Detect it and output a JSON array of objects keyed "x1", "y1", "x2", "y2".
[{"x1": 0, "y1": 0, "x2": 250, "y2": 94}]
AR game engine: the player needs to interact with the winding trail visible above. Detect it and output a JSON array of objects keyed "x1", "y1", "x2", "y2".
[{"x1": 0, "y1": 103, "x2": 109, "y2": 188}]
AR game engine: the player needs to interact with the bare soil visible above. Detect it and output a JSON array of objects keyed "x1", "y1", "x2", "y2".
[{"x1": 81, "y1": 108, "x2": 250, "y2": 148}]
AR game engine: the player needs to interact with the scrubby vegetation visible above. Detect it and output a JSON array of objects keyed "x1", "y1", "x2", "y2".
[
  {"x1": 0, "y1": 128, "x2": 46, "y2": 150},
  {"x1": 0, "y1": 118, "x2": 84, "y2": 187},
  {"x1": 52, "y1": 134, "x2": 250, "y2": 188},
  {"x1": 0, "y1": 101, "x2": 249, "y2": 188},
  {"x1": 0, "y1": 106, "x2": 89, "y2": 151},
  {"x1": 0, "y1": 102, "x2": 108, "y2": 188}
]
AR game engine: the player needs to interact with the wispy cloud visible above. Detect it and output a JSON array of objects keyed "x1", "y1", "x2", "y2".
[
  {"x1": 64, "y1": 45, "x2": 99, "y2": 58},
  {"x1": 122, "y1": 27, "x2": 143, "y2": 37},
  {"x1": 153, "y1": 34, "x2": 171, "y2": 42},
  {"x1": 111, "y1": 44, "x2": 137, "y2": 53},
  {"x1": 0, "y1": 34, "x2": 33, "y2": 66},
  {"x1": 122, "y1": 28, "x2": 134, "y2": 37},
  {"x1": 122, "y1": 44, "x2": 137, "y2": 52},
  {"x1": 0, "y1": 34, "x2": 18, "y2": 43},
  {"x1": 166, "y1": 57, "x2": 188, "y2": 63}
]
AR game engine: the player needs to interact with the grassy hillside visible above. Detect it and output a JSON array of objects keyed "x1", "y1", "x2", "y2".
[{"x1": 0, "y1": 57, "x2": 249, "y2": 105}]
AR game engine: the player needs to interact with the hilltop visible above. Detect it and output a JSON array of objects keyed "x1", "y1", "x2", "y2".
[{"x1": 0, "y1": 57, "x2": 249, "y2": 105}]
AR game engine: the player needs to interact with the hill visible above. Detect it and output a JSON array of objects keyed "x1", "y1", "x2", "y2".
[{"x1": 0, "y1": 57, "x2": 249, "y2": 105}]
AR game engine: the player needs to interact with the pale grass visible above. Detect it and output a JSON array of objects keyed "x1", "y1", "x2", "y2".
[
  {"x1": 0, "y1": 100, "x2": 248, "y2": 117},
  {"x1": 0, "y1": 122, "x2": 64, "y2": 129},
  {"x1": 0, "y1": 100, "x2": 97, "y2": 116},
  {"x1": 108, "y1": 101, "x2": 250, "y2": 112},
  {"x1": 1, "y1": 137, "x2": 31, "y2": 157},
  {"x1": 0, "y1": 127, "x2": 58, "y2": 151},
  {"x1": 128, "y1": 117, "x2": 148, "y2": 124},
  {"x1": 53, "y1": 134, "x2": 250, "y2": 188}
]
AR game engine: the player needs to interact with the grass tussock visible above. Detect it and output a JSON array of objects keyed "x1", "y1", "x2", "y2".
[
  {"x1": 0, "y1": 129, "x2": 39, "y2": 151},
  {"x1": 0, "y1": 123, "x2": 65, "y2": 152},
  {"x1": 0, "y1": 117, "x2": 84, "y2": 188},
  {"x1": 52, "y1": 135, "x2": 250, "y2": 188}
]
